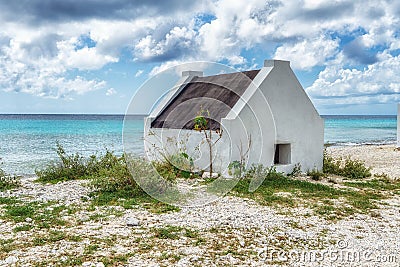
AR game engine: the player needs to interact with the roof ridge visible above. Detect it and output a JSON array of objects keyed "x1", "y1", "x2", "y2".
[{"x1": 198, "y1": 69, "x2": 261, "y2": 79}]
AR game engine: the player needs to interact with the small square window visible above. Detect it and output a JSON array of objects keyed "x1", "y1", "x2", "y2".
[{"x1": 274, "y1": 144, "x2": 291, "y2": 165}]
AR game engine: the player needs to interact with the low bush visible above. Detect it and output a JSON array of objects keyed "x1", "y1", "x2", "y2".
[
  {"x1": 228, "y1": 160, "x2": 246, "y2": 178},
  {"x1": 374, "y1": 172, "x2": 391, "y2": 180},
  {"x1": 288, "y1": 163, "x2": 302, "y2": 177},
  {"x1": 153, "y1": 153, "x2": 197, "y2": 180},
  {"x1": 0, "y1": 164, "x2": 20, "y2": 191},
  {"x1": 91, "y1": 155, "x2": 180, "y2": 212},
  {"x1": 36, "y1": 143, "x2": 180, "y2": 212},
  {"x1": 36, "y1": 142, "x2": 94, "y2": 183},
  {"x1": 36, "y1": 142, "x2": 148, "y2": 184},
  {"x1": 307, "y1": 168, "x2": 326, "y2": 181},
  {"x1": 89, "y1": 153, "x2": 139, "y2": 193},
  {"x1": 322, "y1": 151, "x2": 342, "y2": 175},
  {"x1": 244, "y1": 164, "x2": 275, "y2": 180},
  {"x1": 323, "y1": 150, "x2": 371, "y2": 179},
  {"x1": 341, "y1": 157, "x2": 372, "y2": 179},
  {"x1": 91, "y1": 155, "x2": 176, "y2": 196}
]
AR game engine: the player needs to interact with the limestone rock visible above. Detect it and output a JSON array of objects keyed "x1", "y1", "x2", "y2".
[{"x1": 126, "y1": 217, "x2": 140, "y2": 227}]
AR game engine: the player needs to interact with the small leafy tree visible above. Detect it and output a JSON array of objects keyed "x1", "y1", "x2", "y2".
[{"x1": 193, "y1": 108, "x2": 223, "y2": 178}]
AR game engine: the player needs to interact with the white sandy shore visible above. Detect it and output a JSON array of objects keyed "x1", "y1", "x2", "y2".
[
  {"x1": 0, "y1": 145, "x2": 399, "y2": 266},
  {"x1": 327, "y1": 144, "x2": 400, "y2": 180}
]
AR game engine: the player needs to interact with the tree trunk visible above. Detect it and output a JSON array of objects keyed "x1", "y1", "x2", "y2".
[{"x1": 209, "y1": 140, "x2": 213, "y2": 178}]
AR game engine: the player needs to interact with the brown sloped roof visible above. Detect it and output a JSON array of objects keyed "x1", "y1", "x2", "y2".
[{"x1": 151, "y1": 69, "x2": 260, "y2": 130}]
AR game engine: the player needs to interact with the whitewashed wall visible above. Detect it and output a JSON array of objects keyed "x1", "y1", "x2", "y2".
[{"x1": 258, "y1": 60, "x2": 324, "y2": 172}]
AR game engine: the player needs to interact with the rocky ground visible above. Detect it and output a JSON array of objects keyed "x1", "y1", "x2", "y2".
[{"x1": 0, "y1": 145, "x2": 399, "y2": 266}]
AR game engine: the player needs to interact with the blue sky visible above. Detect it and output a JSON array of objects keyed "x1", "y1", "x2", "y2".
[{"x1": 0, "y1": 0, "x2": 399, "y2": 115}]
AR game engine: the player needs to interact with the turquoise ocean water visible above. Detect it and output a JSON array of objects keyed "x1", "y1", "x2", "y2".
[{"x1": 0, "y1": 114, "x2": 397, "y2": 175}]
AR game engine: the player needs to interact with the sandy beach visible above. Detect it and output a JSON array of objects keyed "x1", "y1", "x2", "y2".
[{"x1": 0, "y1": 144, "x2": 399, "y2": 266}]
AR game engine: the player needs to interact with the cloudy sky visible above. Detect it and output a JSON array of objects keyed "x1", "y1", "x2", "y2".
[{"x1": 0, "y1": 0, "x2": 399, "y2": 115}]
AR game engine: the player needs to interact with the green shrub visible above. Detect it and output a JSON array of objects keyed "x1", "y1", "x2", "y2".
[
  {"x1": 307, "y1": 168, "x2": 326, "y2": 181},
  {"x1": 241, "y1": 164, "x2": 286, "y2": 185},
  {"x1": 90, "y1": 155, "x2": 180, "y2": 211},
  {"x1": 36, "y1": 142, "x2": 91, "y2": 182},
  {"x1": 153, "y1": 153, "x2": 197, "y2": 180},
  {"x1": 168, "y1": 153, "x2": 194, "y2": 173},
  {"x1": 89, "y1": 153, "x2": 138, "y2": 193},
  {"x1": 153, "y1": 225, "x2": 183, "y2": 240},
  {"x1": 265, "y1": 166, "x2": 285, "y2": 180},
  {"x1": 244, "y1": 164, "x2": 270, "y2": 180},
  {"x1": 341, "y1": 157, "x2": 371, "y2": 179},
  {"x1": 322, "y1": 151, "x2": 341, "y2": 174},
  {"x1": 228, "y1": 160, "x2": 246, "y2": 178},
  {"x1": 0, "y1": 164, "x2": 20, "y2": 191},
  {"x1": 323, "y1": 150, "x2": 371, "y2": 179},
  {"x1": 289, "y1": 163, "x2": 302, "y2": 177},
  {"x1": 91, "y1": 155, "x2": 176, "y2": 196},
  {"x1": 126, "y1": 157, "x2": 179, "y2": 196},
  {"x1": 36, "y1": 142, "x2": 141, "y2": 184},
  {"x1": 36, "y1": 143, "x2": 179, "y2": 212}
]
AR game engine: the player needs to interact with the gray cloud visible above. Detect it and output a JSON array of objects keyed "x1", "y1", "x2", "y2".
[
  {"x1": 20, "y1": 34, "x2": 62, "y2": 59},
  {"x1": 134, "y1": 29, "x2": 197, "y2": 63},
  {"x1": 367, "y1": 7, "x2": 385, "y2": 19},
  {"x1": 0, "y1": 35, "x2": 10, "y2": 56},
  {"x1": 300, "y1": 1, "x2": 354, "y2": 21},
  {"x1": 393, "y1": 1, "x2": 400, "y2": 16},
  {"x1": 139, "y1": 46, "x2": 194, "y2": 63},
  {"x1": 250, "y1": 0, "x2": 282, "y2": 23},
  {"x1": 343, "y1": 39, "x2": 378, "y2": 65},
  {"x1": 0, "y1": 34, "x2": 10, "y2": 45},
  {"x1": 0, "y1": 0, "x2": 198, "y2": 24}
]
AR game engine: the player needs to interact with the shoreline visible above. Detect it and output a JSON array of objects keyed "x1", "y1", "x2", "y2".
[
  {"x1": 9, "y1": 143, "x2": 400, "y2": 178},
  {"x1": 325, "y1": 140, "x2": 396, "y2": 148}
]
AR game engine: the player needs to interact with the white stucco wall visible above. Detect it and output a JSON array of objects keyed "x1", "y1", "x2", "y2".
[
  {"x1": 144, "y1": 122, "x2": 231, "y2": 173},
  {"x1": 260, "y1": 60, "x2": 324, "y2": 172},
  {"x1": 257, "y1": 60, "x2": 324, "y2": 172},
  {"x1": 222, "y1": 65, "x2": 276, "y2": 172},
  {"x1": 222, "y1": 60, "x2": 323, "y2": 174}
]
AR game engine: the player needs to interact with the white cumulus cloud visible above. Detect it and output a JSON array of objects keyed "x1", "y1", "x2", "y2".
[
  {"x1": 106, "y1": 88, "x2": 117, "y2": 96},
  {"x1": 274, "y1": 36, "x2": 339, "y2": 70},
  {"x1": 306, "y1": 53, "x2": 400, "y2": 105}
]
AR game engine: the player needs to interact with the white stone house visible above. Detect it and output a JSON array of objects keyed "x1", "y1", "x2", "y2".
[{"x1": 144, "y1": 60, "x2": 324, "y2": 175}]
